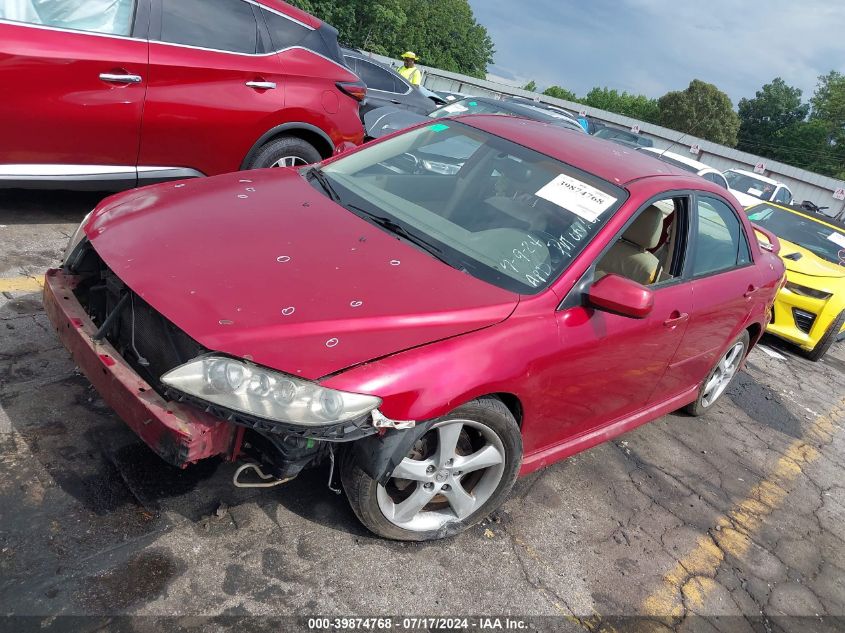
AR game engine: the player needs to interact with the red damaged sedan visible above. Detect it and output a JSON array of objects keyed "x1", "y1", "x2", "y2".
[{"x1": 44, "y1": 116, "x2": 784, "y2": 540}]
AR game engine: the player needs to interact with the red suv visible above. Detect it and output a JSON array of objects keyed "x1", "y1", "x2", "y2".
[{"x1": 0, "y1": 0, "x2": 365, "y2": 190}]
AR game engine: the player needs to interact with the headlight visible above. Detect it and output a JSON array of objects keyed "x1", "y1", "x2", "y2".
[
  {"x1": 62, "y1": 210, "x2": 93, "y2": 267},
  {"x1": 161, "y1": 356, "x2": 381, "y2": 427},
  {"x1": 785, "y1": 282, "x2": 832, "y2": 300}
]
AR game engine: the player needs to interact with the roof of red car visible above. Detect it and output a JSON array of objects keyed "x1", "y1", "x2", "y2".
[
  {"x1": 459, "y1": 115, "x2": 689, "y2": 186},
  {"x1": 256, "y1": 0, "x2": 322, "y2": 29}
]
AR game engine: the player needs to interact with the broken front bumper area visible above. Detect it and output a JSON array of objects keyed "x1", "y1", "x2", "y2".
[
  {"x1": 43, "y1": 268, "x2": 238, "y2": 468},
  {"x1": 44, "y1": 267, "x2": 382, "y2": 473}
]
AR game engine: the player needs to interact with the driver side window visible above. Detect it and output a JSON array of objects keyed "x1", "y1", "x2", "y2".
[{"x1": 596, "y1": 197, "x2": 688, "y2": 286}]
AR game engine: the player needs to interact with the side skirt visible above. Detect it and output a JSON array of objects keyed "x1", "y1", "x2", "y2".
[{"x1": 519, "y1": 386, "x2": 699, "y2": 476}]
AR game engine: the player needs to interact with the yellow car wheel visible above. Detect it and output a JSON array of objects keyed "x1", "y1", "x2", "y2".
[{"x1": 806, "y1": 309, "x2": 845, "y2": 362}]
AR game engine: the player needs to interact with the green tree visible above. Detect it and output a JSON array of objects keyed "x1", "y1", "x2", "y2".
[
  {"x1": 522, "y1": 80, "x2": 537, "y2": 92},
  {"x1": 737, "y1": 78, "x2": 809, "y2": 156},
  {"x1": 287, "y1": 0, "x2": 494, "y2": 78},
  {"x1": 658, "y1": 79, "x2": 740, "y2": 146},
  {"x1": 542, "y1": 85, "x2": 578, "y2": 102},
  {"x1": 581, "y1": 87, "x2": 659, "y2": 123},
  {"x1": 809, "y1": 71, "x2": 845, "y2": 178}
]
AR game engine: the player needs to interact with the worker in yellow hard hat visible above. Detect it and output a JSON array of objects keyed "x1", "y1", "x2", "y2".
[{"x1": 397, "y1": 51, "x2": 422, "y2": 86}]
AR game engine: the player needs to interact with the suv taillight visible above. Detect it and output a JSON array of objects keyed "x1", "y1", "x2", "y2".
[{"x1": 337, "y1": 81, "x2": 367, "y2": 102}]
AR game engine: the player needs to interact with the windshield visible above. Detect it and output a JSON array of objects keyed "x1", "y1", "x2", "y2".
[
  {"x1": 747, "y1": 205, "x2": 845, "y2": 265},
  {"x1": 594, "y1": 128, "x2": 653, "y2": 147},
  {"x1": 725, "y1": 171, "x2": 776, "y2": 201},
  {"x1": 320, "y1": 121, "x2": 626, "y2": 293}
]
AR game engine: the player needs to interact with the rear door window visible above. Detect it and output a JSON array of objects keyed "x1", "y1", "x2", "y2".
[
  {"x1": 0, "y1": 0, "x2": 136, "y2": 35},
  {"x1": 691, "y1": 197, "x2": 752, "y2": 276},
  {"x1": 259, "y1": 7, "x2": 309, "y2": 50},
  {"x1": 356, "y1": 59, "x2": 399, "y2": 93},
  {"x1": 159, "y1": 0, "x2": 258, "y2": 54}
]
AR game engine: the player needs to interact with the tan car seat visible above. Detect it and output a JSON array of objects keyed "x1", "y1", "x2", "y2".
[{"x1": 596, "y1": 205, "x2": 664, "y2": 285}]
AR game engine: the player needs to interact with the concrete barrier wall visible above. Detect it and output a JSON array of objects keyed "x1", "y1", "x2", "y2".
[{"x1": 363, "y1": 52, "x2": 845, "y2": 219}]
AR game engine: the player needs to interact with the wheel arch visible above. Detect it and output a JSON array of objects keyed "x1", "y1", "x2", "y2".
[
  {"x1": 241, "y1": 122, "x2": 335, "y2": 169},
  {"x1": 746, "y1": 321, "x2": 763, "y2": 350}
]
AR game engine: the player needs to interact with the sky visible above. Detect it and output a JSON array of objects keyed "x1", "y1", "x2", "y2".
[{"x1": 467, "y1": 0, "x2": 845, "y2": 105}]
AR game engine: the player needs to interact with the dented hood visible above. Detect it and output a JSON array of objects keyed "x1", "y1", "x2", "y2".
[{"x1": 85, "y1": 169, "x2": 519, "y2": 379}]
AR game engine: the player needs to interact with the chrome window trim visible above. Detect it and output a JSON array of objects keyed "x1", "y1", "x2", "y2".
[
  {"x1": 246, "y1": 0, "x2": 313, "y2": 30},
  {"x1": 0, "y1": 164, "x2": 204, "y2": 178},
  {"x1": 0, "y1": 17, "x2": 146, "y2": 42}
]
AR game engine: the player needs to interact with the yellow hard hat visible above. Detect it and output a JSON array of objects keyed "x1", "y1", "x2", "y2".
[{"x1": 401, "y1": 51, "x2": 418, "y2": 60}]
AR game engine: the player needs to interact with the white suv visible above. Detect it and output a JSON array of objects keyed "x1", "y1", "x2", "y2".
[{"x1": 723, "y1": 169, "x2": 793, "y2": 208}]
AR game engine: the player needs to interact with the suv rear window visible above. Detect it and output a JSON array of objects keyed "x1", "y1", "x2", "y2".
[{"x1": 160, "y1": 0, "x2": 258, "y2": 54}]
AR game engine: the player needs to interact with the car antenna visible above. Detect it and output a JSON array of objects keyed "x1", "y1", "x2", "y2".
[{"x1": 658, "y1": 106, "x2": 713, "y2": 158}]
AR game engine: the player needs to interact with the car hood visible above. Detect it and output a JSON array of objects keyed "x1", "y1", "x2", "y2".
[
  {"x1": 729, "y1": 189, "x2": 766, "y2": 208},
  {"x1": 364, "y1": 106, "x2": 429, "y2": 138},
  {"x1": 777, "y1": 238, "x2": 845, "y2": 279},
  {"x1": 85, "y1": 169, "x2": 519, "y2": 380}
]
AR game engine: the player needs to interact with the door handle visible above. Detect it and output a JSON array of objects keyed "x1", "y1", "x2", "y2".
[
  {"x1": 246, "y1": 81, "x2": 277, "y2": 90},
  {"x1": 744, "y1": 285, "x2": 758, "y2": 299},
  {"x1": 99, "y1": 72, "x2": 142, "y2": 84},
  {"x1": 663, "y1": 311, "x2": 689, "y2": 327}
]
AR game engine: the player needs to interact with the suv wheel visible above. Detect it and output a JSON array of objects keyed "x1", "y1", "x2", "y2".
[
  {"x1": 246, "y1": 136, "x2": 322, "y2": 170},
  {"x1": 342, "y1": 398, "x2": 522, "y2": 541}
]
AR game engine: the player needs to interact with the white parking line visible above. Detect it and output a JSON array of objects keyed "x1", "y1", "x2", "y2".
[{"x1": 756, "y1": 345, "x2": 787, "y2": 360}]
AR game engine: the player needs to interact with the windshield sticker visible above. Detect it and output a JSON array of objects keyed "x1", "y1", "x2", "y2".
[
  {"x1": 748, "y1": 188, "x2": 763, "y2": 196},
  {"x1": 827, "y1": 231, "x2": 845, "y2": 249},
  {"x1": 441, "y1": 103, "x2": 469, "y2": 114},
  {"x1": 535, "y1": 174, "x2": 617, "y2": 222},
  {"x1": 469, "y1": 101, "x2": 478, "y2": 107},
  {"x1": 429, "y1": 123, "x2": 450, "y2": 132}
]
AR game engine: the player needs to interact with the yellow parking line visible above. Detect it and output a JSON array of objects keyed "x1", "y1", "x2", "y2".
[
  {"x1": 0, "y1": 277, "x2": 44, "y2": 293},
  {"x1": 643, "y1": 400, "x2": 843, "y2": 618}
]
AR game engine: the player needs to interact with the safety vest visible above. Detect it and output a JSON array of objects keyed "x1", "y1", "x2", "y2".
[{"x1": 398, "y1": 65, "x2": 422, "y2": 86}]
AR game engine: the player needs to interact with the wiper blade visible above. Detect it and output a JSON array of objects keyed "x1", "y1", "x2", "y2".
[
  {"x1": 305, "y1": 166, "x2": 341, "y2": 203},
  {"x1": 347, "y1": 204, "x2": 455, "y2": 267}
]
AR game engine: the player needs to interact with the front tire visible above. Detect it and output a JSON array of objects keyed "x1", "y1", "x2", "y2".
[
  {"x1": 342, "y1": 398, "x2": 522, "y2": 541},
  {"x1": 245, "y1": 136, "x2": 322, "y2": 170},
  {"x1": 805, "y1": 309, "x2": 845, "y2": 362},
  {"x1": 685, "y1": 330, "x2": 749, "y2": 416}
]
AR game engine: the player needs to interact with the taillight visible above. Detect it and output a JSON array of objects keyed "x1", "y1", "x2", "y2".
[{"x1": 337, "y1": 81, "x2": 367, "y2": 102}]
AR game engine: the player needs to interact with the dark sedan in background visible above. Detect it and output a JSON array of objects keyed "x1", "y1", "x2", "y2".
[
  {"x1": 342, "y1": 48, "x2": 438, "y2": 117},
  {"x1": 364, "y1": 96, "x2": 587, "y2": 139}
]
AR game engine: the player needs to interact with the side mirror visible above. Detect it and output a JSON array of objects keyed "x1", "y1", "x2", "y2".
[
  {"x1": 751, "y1": 224, "x2": 782, "y2": 256},
  {"x1": 587, "y1": 274, "x2": 654, "y2": 319}
]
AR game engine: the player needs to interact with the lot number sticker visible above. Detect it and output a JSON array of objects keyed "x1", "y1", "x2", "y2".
[
  {"x1": 689, "y1": 144, "x2": 701, "y2": 155},
  {"x1": 754, "y1": 162, "x2": 766, "y2": 174},
  {"x1": 827, "y1": 231, "x2": 845, "y2": 249},
  {"x1": 630, "y1": 125, "x2": 641, "y2": 134},
  {"x1": 833, "y1": 187, "x2": 845, "y2": 201},
  {"x1": 536, "y1": 174, "x2": 617, "y2": 222}
]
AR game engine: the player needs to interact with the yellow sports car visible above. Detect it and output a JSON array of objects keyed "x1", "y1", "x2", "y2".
[{"x1": 745, "y1": 202, "x2": 845, "y2": 360}]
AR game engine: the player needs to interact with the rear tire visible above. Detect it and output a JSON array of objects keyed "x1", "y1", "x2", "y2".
[
  {"x1": 685, "y1": 330, "x2": 750, "y2": 417},
  {"x1": 342, "y1": 398, "x2": 522, "y2": 541},
  {"x1": 805, "y1": 310, "x2": 845, "y2": 362},
  {"x1": 245, "y1": 136, "x2": 322, "y2": 170}
]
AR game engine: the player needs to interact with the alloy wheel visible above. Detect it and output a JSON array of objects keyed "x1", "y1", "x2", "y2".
[
  {"x1": 376, "y1": 419, "x2": 506, "y2": 532},
  {"x1": 701, "y1": 341, "x2": 745, "y2": 408},
  {"x1": 272, "y1": 156, "x2": 309, "y2": 168}
]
